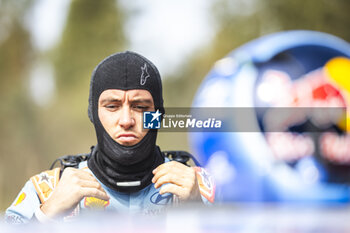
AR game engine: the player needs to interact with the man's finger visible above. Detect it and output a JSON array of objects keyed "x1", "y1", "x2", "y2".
[
  {"x1": 61, "y1": 168, "x2": 96, "y2": 181},
  {"x1": 154, "y1": 173, "x2": 183, "y2": 189},
  {"x1": 78, "y1": 180, "x2": 105, "y2": 191},
  {"x1": 81, "y1": 187, "x2": 110, "y2": 201},
  {"x1": 153, "y1": 161, "x2": 183, "y2": 174},
  {"x1": 152, "y1": 162, "x2": 187, "y2": 183},
  {"x1": 74, "y1": 170, "x2": 97, "y2": 181},
  {"x1": 159, "y1": 183, "x2": 183, "y2": 196},
  {"x1": 152, "y1": 166, "x2": 175, "y2": 183}
]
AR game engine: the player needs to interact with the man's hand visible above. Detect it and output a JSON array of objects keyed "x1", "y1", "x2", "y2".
[
  {"x1": 40, "y1": 168, "x2": 109, "y2": 218},
  {"x1": 152, "y1": 161, "x2": 201, "y2": 202}
]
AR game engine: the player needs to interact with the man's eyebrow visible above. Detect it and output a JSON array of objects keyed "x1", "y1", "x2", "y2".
[
  {"x1": 99, "y1": 98, "x2": 122, "y2": 105},
  {"x1": 130, "y1": 99, "x2": 153, "y2": 105}
]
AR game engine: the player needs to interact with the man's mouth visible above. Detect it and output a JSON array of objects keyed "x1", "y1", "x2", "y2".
[{"x1": 117, "y1": 133, "x2": 138, "y2": 143}]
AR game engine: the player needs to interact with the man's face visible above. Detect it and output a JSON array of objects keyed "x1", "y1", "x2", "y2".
[{"x1": 98, "y1": 89, "x2": 155, "y2": 146}]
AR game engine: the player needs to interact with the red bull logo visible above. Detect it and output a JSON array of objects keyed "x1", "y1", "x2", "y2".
[{"x1": 258, "y1": 57, "x2": 350, "y2": 164}]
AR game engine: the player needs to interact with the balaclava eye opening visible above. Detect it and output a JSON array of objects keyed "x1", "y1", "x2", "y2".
[{"x1": 87, "y1": 51, "x2": 165, "y2": 193}]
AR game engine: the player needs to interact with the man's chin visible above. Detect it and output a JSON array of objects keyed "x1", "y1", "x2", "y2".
[{"x1": 115, "y1": 139, "x2": 140, "y2": 146}]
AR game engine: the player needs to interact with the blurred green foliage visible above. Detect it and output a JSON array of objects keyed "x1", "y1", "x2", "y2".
[
  {"x1": 0, "y1": 0, "x2": 126, "y2": 210},
  {"x1": 1, "y1": 0, "x2": 350, "y2": 210},
  {"x1": 0, "y1": 0, "x2": 37, "y2": 211},
  {"x1": 165, "y1": 0, "x2": 350, "y2": 109},
  {"x1": 47, "y1": 0, "x2": 126, "y2": 156},
  {"x1": 54, "y1": 0, "x2": 126, "y2": 91}
]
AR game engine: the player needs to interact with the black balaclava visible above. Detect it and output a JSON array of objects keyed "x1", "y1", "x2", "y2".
[{"x1": 87, "y1": 51, "x2": 165, "y2": 193}]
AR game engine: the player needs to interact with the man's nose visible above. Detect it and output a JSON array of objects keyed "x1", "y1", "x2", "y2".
[{"x1": 118, "y1": 107, "x2": 135, "y2": 129}]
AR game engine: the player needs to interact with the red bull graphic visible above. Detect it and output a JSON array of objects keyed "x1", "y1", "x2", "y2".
[
  {"x1": 191, "y1": 30, "x2": 350, "y2": 202},
  {"x1": 259, "y1": 57, "x2": 350, "y2": 164}
]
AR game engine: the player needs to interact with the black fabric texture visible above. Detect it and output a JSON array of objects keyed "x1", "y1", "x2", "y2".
[
  {"x1": 88, "y1": 51, "x2": 164, "y2": 122},
  {"x1": 87, "y1": 51, "x2": 165, "y2": 193}
]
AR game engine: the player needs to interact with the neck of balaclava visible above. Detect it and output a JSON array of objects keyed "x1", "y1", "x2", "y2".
[{"x1": 88, "y1": 131, "x2": 164, "y2": 193}]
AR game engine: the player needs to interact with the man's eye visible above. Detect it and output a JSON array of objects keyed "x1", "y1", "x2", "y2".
[
  {"x1": 133, "y1": 105, "x2": 149, "y2": 111},
  {"x1": 105, "y1": 105, "x2": 118, "y2": 109}
]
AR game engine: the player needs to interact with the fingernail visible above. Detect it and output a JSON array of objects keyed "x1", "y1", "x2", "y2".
[{"x1": 151, "y1": 178, "x2": 155, "y2": 183}]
